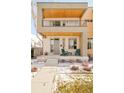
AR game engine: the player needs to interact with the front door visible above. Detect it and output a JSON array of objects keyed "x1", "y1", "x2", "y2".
[
  {"x1": 50, "y1": 38, "x2": 60, "y2": 55},
  {"x1": 54, "y1": 39, "x2": 60, "y2": 55}
]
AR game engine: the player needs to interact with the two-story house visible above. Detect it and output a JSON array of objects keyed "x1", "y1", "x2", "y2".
[{"x1": 36, "y1": 2, "x2": 93, "y2": 56}]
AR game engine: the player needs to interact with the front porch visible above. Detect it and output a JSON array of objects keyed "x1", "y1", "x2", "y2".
[
  {"x1": 35, "y1": 55, "x2": 90, "y2": 67},
  {"x1": 41, "y1": 32, "x2": 88, "y2": 56},
  {"x1": 32, "y1": 55, "x2": 92, "y2": 76}
]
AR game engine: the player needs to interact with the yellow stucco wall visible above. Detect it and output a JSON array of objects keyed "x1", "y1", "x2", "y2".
[{"x1": 81, "y1": 7, "x2": 93, "y2": 55}]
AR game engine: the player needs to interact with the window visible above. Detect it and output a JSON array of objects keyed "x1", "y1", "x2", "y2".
[
  {"x1": 62, "y1": 39, "x2": 65, "y2": 48},
  {"x1": 50, "y1": 39, "x2": 54, "y2": 52},
  {"x1": 62, "y1": 22, "x2": 65, "y2": 26},
  {"x1": 53, "y1": 21, "x2": 60, "y2": 26},
  {"x1": 88, "y1": 38, "x2": 93, "y2": 49},
  {"x1": 69, "y1": 38, "x2": 77, "y2": 49},
  {"x1": 85, "y1": 19, "x2": 93, "y2": 22}
]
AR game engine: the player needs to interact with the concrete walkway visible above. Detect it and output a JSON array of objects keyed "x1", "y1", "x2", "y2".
[
  {"x1": 45, "y1": 59, "x2": 58, "y2": 66},
  {"x1": 32, "y1": 67, "x2": 57, "y2": 93}
]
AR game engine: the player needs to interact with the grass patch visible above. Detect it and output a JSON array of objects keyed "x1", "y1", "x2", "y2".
[{"x1": 54, "y1": 74, "x2": 93, "y2": 93}]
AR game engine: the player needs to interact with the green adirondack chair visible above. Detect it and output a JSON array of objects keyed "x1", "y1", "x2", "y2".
[
  {"x1": 75, "y1": 49, "x2": 80, "y2": 56},
  {"x1": 61, "y1": 49, "x2": 69, "y2": 56}
]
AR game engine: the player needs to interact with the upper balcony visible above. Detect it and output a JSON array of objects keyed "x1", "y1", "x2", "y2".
[
  {"x1": 42, "y1": 20, "x2": 87, "y2": 27},
  {"x1": 37, "y1": 3, "x2": 88, "y2": 33},
  {"x1": 38, "y1": 20, "x2": 87, "y2": 33}
]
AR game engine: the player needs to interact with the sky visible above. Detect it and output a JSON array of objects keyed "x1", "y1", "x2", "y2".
[
  {"x1": 31, "y1": 0, "x2": 93, "y2": 35},
  {"x1": 31, "y1": 17, "x2": 36, "y2": 35}
]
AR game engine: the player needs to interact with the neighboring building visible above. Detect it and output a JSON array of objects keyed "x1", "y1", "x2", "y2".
[
  {"x1": 36, "y1": 2, "x2": 93, "y2": 56},
  {"x1": 31, "y1": 34, "x2": 43, "y2": 58},
  {"x1": 31, "y1": 34, "x2": 42, "y2": 48},
  {"x1": 82, "y1": 7, "x2": 93, "y2": 56}
]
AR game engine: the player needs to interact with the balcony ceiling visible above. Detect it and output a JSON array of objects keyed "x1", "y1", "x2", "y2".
[
  {"x1": 42, "y1": 9, "x2": 84, "y2": 18},
  {"x1": 41, "y1": 32, "x2": 81, "y2": 36}
]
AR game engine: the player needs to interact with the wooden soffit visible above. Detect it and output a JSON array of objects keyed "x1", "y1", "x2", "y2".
[
  {"x1": 41, "y1": 32, "x2": 81, "y2": 36},
  {"x1": 42, "y1": 9, "x2": 84, "y2": 18}
]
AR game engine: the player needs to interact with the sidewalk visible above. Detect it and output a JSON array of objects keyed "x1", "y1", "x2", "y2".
[{"x1": 32, "y1": 67, "x2": 57, "y2": 93}]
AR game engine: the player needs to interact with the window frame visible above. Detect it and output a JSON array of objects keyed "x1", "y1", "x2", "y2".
[{"x1": 68, "y1": 38, "x2": 77, "y2": 49}]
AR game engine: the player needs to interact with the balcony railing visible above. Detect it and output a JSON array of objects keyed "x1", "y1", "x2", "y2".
[{"x1": 42, "y1": 20, "x2": 87, "y2": 27}]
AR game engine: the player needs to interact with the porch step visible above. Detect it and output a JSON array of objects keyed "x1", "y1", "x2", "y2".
[
  {"x1": 45, "y1": 59, "x2": 58, "y2": 66},
  {"x1": 47, "y1": 55, "x2": 60, "y2": 59}
]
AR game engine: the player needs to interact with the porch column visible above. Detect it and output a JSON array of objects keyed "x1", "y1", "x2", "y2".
[
  {"x1": 42, "y1": 38, "x2": 46, "y2": 55},
  {"x1": 65, "y1": 38, "x2": 68, "y2": 50},
  {"x1": 37, "y1": 4, "x2": 43, "y2": 29},
  {"x1": 82, "y1": 31, "x2": 88, "y2": 56}
]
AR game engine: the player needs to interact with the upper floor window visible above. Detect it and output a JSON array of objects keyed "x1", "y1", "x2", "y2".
[
  {"x1": 52, "y1": 21, "x2": 60, "y2": 26},
  {"x1": 85, "y1": 19, "x2": 93, "y2": 22}
]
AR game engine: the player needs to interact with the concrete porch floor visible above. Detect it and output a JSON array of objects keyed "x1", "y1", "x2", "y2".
[{"x1": 36, "y1": 55, "x2": 84, "y2": 60}]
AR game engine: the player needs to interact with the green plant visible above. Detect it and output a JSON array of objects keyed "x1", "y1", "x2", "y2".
[{"x1": 54, "y1": 74, "x2": 93, "y2": 93}]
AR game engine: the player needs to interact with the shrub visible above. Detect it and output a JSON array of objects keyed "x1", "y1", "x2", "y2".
[
  {"x1": 31, "y1": 67, "x2": 38, "y2": 72},
  {"x1": 54, "y1": 74, "x2": 93, "y2": 93}
]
